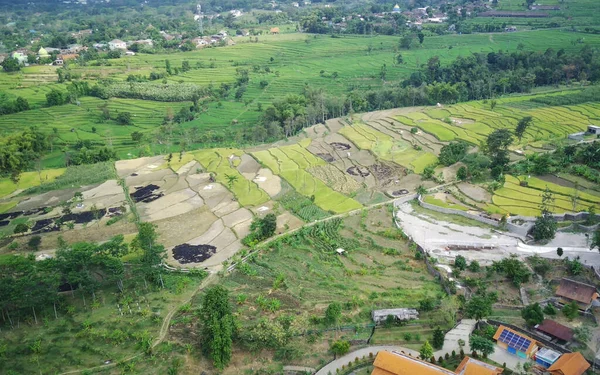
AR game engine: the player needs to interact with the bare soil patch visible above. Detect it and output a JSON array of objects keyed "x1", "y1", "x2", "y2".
[
  {"x1": 115, "y1": 155, "x2": 165, "y2": 178},
  {"x1": 154, "y1": 206, "x2": 217, "y2": 247},
  {"x1": 316, "y1": 153, "x2": 335, "y2": 162},
  {"x1": 456, "y1": 182, "x2": 491, "y2": 202}
]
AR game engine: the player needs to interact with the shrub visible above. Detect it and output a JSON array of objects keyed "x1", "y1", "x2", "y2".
[
  {"x1": 14, "y1": 223, "x2": 29, "y2": 234},
  {"x1": 27, "y1": 236, "x2": 42, "y2": 251}
]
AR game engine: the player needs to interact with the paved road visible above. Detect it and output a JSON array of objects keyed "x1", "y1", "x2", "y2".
[{"x1": 315, "y1": 346, "x2": 418, "y2": 375}]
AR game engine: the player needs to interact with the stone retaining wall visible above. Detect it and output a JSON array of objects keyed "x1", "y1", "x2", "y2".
[{"x1": 414, "y1": 194, "x2": 599, "y2": 237}]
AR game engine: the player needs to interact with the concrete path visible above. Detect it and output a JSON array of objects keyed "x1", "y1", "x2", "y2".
[
  {"x1": 315, "y1": 346, "x2": 418, "y2": 375},
  {"x1": 488, "y1": 348, "x2": 528, "y2": 371},
  {"x1": 434, "y1": 319, "x2": 476, "y2": 358}
]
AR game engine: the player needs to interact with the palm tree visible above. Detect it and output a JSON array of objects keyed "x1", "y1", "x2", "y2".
[{"x1": 225, "y1": 174, "x2": 238, "y2": 189}]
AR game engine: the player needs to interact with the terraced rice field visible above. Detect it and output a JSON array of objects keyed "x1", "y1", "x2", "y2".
[
  {"x1": 192, "y1": 148, "x2": 270, "y2": 207},
  {"x1": 339, "y1": 122, "x2": 438, "y2": 173},
  {"x1": 252, "y1": 140, "x2": 362, "y2": 213},
  {"x1": 0, "y1": 168, "x2": 66, "y2": 199},
  {"x1": 492, "y1": 175, "x2": 600, "y2": 216}
]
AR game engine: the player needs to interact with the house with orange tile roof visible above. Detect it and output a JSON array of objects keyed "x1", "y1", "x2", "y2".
[
  {"x1": 547, "y1": 352, "x2": 590, "y2": 375},
  {"x1": 371, "y1": 351, "x2": 503, "y2": 375},
  {"x1": 492, "y1": 325, "x2": 538, "y2": 359}
]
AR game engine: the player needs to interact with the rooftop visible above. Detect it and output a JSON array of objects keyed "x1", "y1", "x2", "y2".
[
  {"x1": 372, "y1": 351, "x2": 503, "y2": 375},
  {"x1": 492, "y1": 325, "x2": 537, "y2": 355},
  {"x1": 556, "y1": 278, "x2": 598, "y2": 305},
  {"x1": 547, "y1": 352, "x2": 590, "y2": 375},
  {"x1": 372, "y1": 351, "x2": 456, "y2": 375},
  {"x1": 536, "y1": 319, "x2": 574, "y2": 342},
  {"x1": 455, "y1": 356, "x2": 503, "y2": 375},
  {"x1": 536, "y1": 347, "x2": 561, "y2": 363}
]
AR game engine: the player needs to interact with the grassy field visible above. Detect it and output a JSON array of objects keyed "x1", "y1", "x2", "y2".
[{"x1": 2, "y1": 29, "x2": 600, "y2": 163}]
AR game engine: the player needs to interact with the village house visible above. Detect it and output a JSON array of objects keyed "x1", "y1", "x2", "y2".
[
  {"x1": 191, "y1": 37, "x2": 209, "y2": 48},
  {"x1": 493, "y1": 325, "x2": 538, "y2": 359},
  {"x1": 129, "y1": 39, "x2": 153, "y2": 47},
  {"x1": 371, "y1": 350, "x2": 503, "y2": 375},
  {"x1": 534, "y1": 347, "x2": 561, "y2": 368},
  {"x1": 108, "y1": 39, "x2": 127, "y2": 50},
  {"x1": 54, "y1": 53, "x2": 79, "y2": 65},
  {"x1": 588, "y1": 125, "x2": 600, "y2": 135},
  {"x1": 547, "y1": 352, "x2": 590, "y2": 375},
  {"x1": 535, "y1": 319, "x2": 574, "y2": 343},
  {"x1": 38, "y1": 47, "x2": 50, "y2": 59},
  {"x1": 11, "y1": 49, "x2": 29, "y2": 64},
  {"x1": 71, "y1": 29, "x2": 93, "y2": 38},
  {"x1": 555, "y1": 278, "x2": 598, "y2": 311},
  {"x1": 270, "y1": 27, "x2": 280, "y2": 34},
  {"x1": 371, "y1": 308, "x2": 418, "y2": 324}
]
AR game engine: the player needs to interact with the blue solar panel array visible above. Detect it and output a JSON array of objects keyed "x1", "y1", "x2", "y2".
[{"x1": 498, "y1": 330, "x2": 531, "y2": 352}]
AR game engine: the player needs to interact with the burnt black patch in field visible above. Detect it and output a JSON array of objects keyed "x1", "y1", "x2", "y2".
[
  {"x1": 23, "y1": 207, "x2": 47, "y2": 216},
  {"x1": 317, "y1": 153, "x2": 335, "y2": 163},
  {"x1": 108, "y1": 207, "x2": 125, "y2": 216},
  {"x1": 172, "y1": 244, "x2": 216, "y2": 264},
  {"x1": 330, "y1": 142, "x2": 351, "y2": 151},
  {"x1": 130, "y1": 184, "x2": 163, "y2": 203},
  {"x1": 61, "y1": 209, "x2": 107, "y2": 224},
  {"x1": 0, "y1": 212, "x2": 22, "y2": 221},
  {"x1": 0, "y1": 220, "x2": 9, "y2": 227},
  {"x1": 390, "y1": 189, "x2": 409, "y2": 197},
  {"x1": 346, "y1": 166, "x2": 370, "y2": 177},
  {"x1": 32, "y1": 218, "x2": 54, "y2": 232}
]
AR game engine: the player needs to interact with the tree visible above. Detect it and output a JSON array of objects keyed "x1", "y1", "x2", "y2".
[
  {"x1": 396, "y1": 53, "x2": 404, "y2": 65},
  {"x1": 562, "y1": 301, "x2": 579, "y2": 321},
  {"x1": 132, "y1": 222, "x2": 166, "y2": 287},
  {"x1": 1, "y1": 57, "x2": 21, "y2": 72},
  {"x1": 330, "y1": 340, "x2": 350, "y2": 357},
  {"x1": 325, "y1": 302, "x2": 342, "y2": 326},
  {"x1": 46, "y1": 89, "x2": 66, "y2": 106},
  {"x1": 116, "y1": 112, "x2": 133, "y2": 125},
  {"x1": 456, "y1": 166, "x2": 468, "y2": 181},
  {"x1": 591, "y1": 228, "x2": 600, "y2": 252},
  {"x1": 439, "y1": 142, "x2": 469, "y2": 166},
  {"x1": 400, "y1": 34, "x2": 413, "y2": 49},
  {"x1": 532, "y1": 188, "x2": 557, "y2": 242},
  {"x1": 486, "y1": 129, "x2": 513, "y2": 171},
  {"x1": 165, "y1": 59, "x2": 172, "y2": 75},
  {"x1": 419, "y1": 340, "x2": 434, "y2": 360},
  {"x1": 14, "y1": 223, "x2": 29, "y2": 234},
  {"x1": 465, "y1": 295, "x2": 493, "y2": 320},
  {"x1": 515, "y1": 116, "x2": 533, "y2": 142},
  {"x1": 200, "y1": 286, "x2": 235, "y2": 369},
  {"x1": 543, "y1": 304, "x2": 557, "y2": 316},
  {"x1": 521, "y1": 303, "x2": 544, "y2": 327},
  {"x1": 432, "y1": 327, "x2": 445, "y2": 349},
  {"x1": 469, "y1": 335, "x2": 495, "y2": 357},
  {"x1": 468, "y1": 261, "x2": 480, "y2": 272},
  {"x1": 417, "y1": 32, "x2": 425, "y2": 45},
  {"x1": 28, "y1": 236, "x2": 42, "y2": 251},
  {"x1": 454, "y1": 255, "x2": 467, "y2": 271},
  {"x1": 131, "y1": 131, "x2": 143, "y2": 144},
  {"x1": 557, "y1": 247, "x2": 564, "y2": 257}
]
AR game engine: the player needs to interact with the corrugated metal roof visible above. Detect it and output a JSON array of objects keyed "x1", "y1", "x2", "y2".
[
  {"x1": 547, "y1": 352, "x2": 590, "y2": 375},
  {"x1": 536, "y1": 319, "x2": 574, "y2": 342}
]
